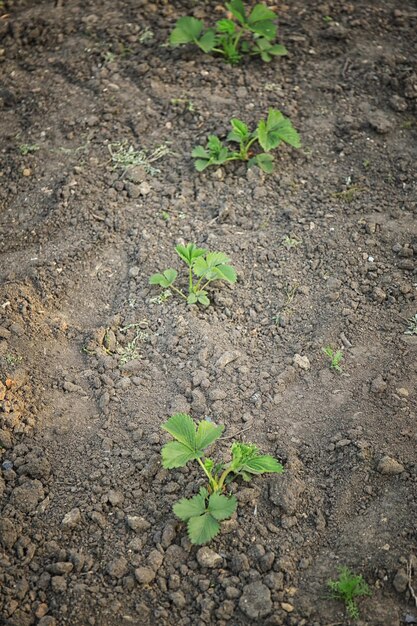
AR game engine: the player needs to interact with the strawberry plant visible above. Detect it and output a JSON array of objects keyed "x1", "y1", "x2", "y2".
[
  {"x1": 322, "y1": 346, "x2": 343, "y2": 372},
  {"x1": 170, "y1": 0, "x2": 287, "y2": 65},
  {"x1": 161, "y1": 413, "x2": 283, "y2": 544},
  {"x1": 149, "y1": 242, "x2": 237, "y2": 306},
  {"x1": 192, "y1": 109, "x2": 300, "y2": 173}
]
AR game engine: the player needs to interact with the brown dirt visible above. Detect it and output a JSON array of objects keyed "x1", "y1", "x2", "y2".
[{"x1": 0, "y1": 1, "x2": 416, "y2": 625}]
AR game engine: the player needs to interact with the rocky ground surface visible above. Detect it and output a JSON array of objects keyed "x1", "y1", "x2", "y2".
[{"x1": 0, "y1": 0, "x2": 416, "y2": 624}]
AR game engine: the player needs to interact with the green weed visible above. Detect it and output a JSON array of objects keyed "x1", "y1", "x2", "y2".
[
  {"x1": 4, "y1": 354, "x2": 23, "y2": 366},
  {"x1": 282, "y1": 235, "x2": 302, "y2": 249},
  {"x1": 162, "y1": 413, "x2": 283, "y2": 544},
  {"x1": 193, "y1": 109, "x2": 300, "y2": 173},
  {"x1": 108, "y1": 141, "x2": 172, "y2": 176},
  {"x1": 322, "y1": 346, "x2": 343, "y2": 372},
  {"x1": 18, "y1": 144, "x2": 39, "y2": 156},
  {"x1": 327, "y1": 567, "x2": 371, "y2": 620},
  {"x1": 404, "y1": 313, "x2": 417, "y2": 335}
]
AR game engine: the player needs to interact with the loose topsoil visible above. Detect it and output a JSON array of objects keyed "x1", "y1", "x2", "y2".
[{"x1": 0, "y1": 0, "x2": 416, "y2": 625}]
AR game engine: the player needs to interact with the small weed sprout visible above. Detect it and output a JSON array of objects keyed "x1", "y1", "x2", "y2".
[
  {"x1": 149, "y1": 242, "x2": 237, "y2": 307},
  {"x1": 193, "y1": 109, "x2": 300, "y2": 173},
  {"x1": 327, "y1": 567, "x2": 371, "y2": 620},
  {"x1": 161, "y1": 413, "x2": 283, "y2": 544},
  {"x1": 404, "y1": 313, "x2": 417, "y2": 335},
  {"x1": 117, "y1": 323, "x2": 149, "y2": 365},
  {"x1": 170, "y1": 0, "x2": 286, "y2": 65},
  {"x1": 322, "y1": 346, "x2": 343, "y2": 372},
  {"x1": 19, "y1": 144, "x2": 39, "y2": 156},
  {"x1": 108, "y1": 142, "x2": 172, "y2": 176},
  {"x1": 138, "y1": 27, "x2": 154, "y2": 44},
  {"x1": 282, "y1": 235, "x2": 301, "y2": 249},
  {"x1": 4, "y1": 354, "x2": 23, "y2": 366}
]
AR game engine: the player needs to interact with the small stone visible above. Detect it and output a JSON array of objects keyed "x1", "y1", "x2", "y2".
[
  {"x1": 264, "y1": 571, "x2": 284, "y2": 590},
  {"x1": 139, "y1": 181, "x2": 151, "y2": 196},
  {"x1": 396, "y1": 388, "x2": 409, "y2": 398},
  {"x1": 10, "y1": 479, "x2": 45, "y2": 513},
  {"x1": 170, "y1": 591, "x2": 186, "y2": 608},
  {"x1": 373, "y1": 287, "x2": 387, "y2": 302},
  {"x1": 239, "y1": 581, "x2": 272, "y2": 619},
  {"x1": 51, "y1": 576, "x2": 67, "y2": 593},
  {"x1": 62, "y1": 508, "x2": 82, "y2": 528},
  {"x1": 126, "y1": 516, "x2": 151, "y2": 532},
  {"x1": 367, "y1": 109, "x2": 393, "y2": 134},
  {"x1": 196, "y1": 547, "x2": 223, "y2": 568},
  {"x1": 0, "y1": 428, "x2": 13, "y2": 448},
  {"x1": 293, "y1": 354, "x2": 310, "y2": 370},
  {"x1": 371, "y1": 374, "x2": 387, "y2": 394},
  {"x1": 22, "y1": 168, "x2": 32, "y2": 177},
  {"x1": 389, "y1": 95, "x2": 408, "y2": 112},
  {"x1": 392, "y1": 568, "x2": 408, "y2": 593},
  {"x1": 215, "y1": 351, "x2": 241, "y2": 369},
  {"x1": 48, "y1": 562, "x2": 74, "y2": 575},
  {"x1": 107, "y1": 557, "x2": 128, "y2": 579},
  {"x1": 135, "y1": 567, "x2": 156, "y2": 584},
  {"x1": 147, "y1": 549, "x2": 163, "y2": 572},
  {"x1": 127, "y1": 166, "x2": 147, "y2": 184},
  {"x1": 377, "y1": 456, "x2": 405, "y2": 475},
  {"x1": 0, "y1": 517, "x2": 18, "y2": 548},
  {"x1": 35, "y1": 604, "x2": 49, "y2": 619},
  {"x1": 107, "y1": 490, "x2": 124, "y2": 506},
  {"x1": 38, "y1": 618, "x2": 57, "y2": 626},
  {"x1": 281, "y1": 602, "x2": 294, "y2": 613}
]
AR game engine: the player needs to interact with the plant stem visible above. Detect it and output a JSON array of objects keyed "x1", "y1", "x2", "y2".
[
  {"x1": 240, "y1": 136, "x2": 258, "y2": 160},
  {"x1": 188, "y1": 265, "x2": 193, "y2": 295},
  {"x1": 217, "y1": 466, "x2": 234, "y2": 491},
  {"x1": 197, "y1": 458, "x2": 217, "y2": 491},
  {"x1": 170, "y1": 285, "x2": 187, "y2": 300}
]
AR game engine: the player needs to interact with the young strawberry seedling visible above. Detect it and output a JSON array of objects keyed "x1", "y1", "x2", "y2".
[
  {"x1": 161, "y1": 413, "x2": 283, "y2": 544},
  {"x1": 327, "y1": 567, "x2": 371, "y2": 620},
  {"x1": 149, "y1": 243, "x2": 237, "y2": 306},
  {"x1": 322, "y1": 346, "x2": 343, "y2": 372},
  {"x1": 170, "y1": 0, "x2": 287, "y2": 65},
  {"x1": 192, "y1": 109, "x2": 300, "y2": 173}
]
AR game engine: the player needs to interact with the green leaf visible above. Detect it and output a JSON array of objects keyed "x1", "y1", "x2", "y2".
[
  {"x1": 187, "y1": 513, "x2": 220, "y2": 545},
  {"x1": 248, "y1": 4, "x2": 276, "y2": 23},
  {"x1": 226, "y1": 0, "x2": 247, "y2": 25},
  {"x1": 257, "y1": 109, "x2": 301, "y2": 151},
  {"x1": 196, "y1": 420, "x2": 224, "y2": 450},
  {"x1": 216, "y1": 18, "x2": 236, "y2": 34},
  {"x1": 161, "y1": 440, "x2": 199, "y2": 469},
  {"x1": 251, "y1": 153, "x2": 274, "y2": 173},
  {"x1": 173, "y1": 489, "x2": 207, "y2": 521},
  {"x1": 191, "y1": 145, "x2": 209, "y2": 159},
  {"x1": 162, "y1": 412, "x2": 196, "y2": 448},
  {"x1": 227, "y1": 118, "x2": 250, "y2": 144},
  {"x1": 187, "y1": 292, "x2": 198, "y2": 304},
  {"x1": 175, "y1": 243, "x2": 206, "y2": 266},
  {"x1": 208, "y1": 493, "x2": 237, "y2": 521},
  {"x1": 195, "y1": 158, "x2": 210, "y2": 172},
  {"x1": 170, "y1": 17, "x2": 204, "y2": 45},
  {"x1": 211, "y1": 264, "x2": 237, "y2": 283},
  {"x1": 243, "y1": 455, "x2": 284, "y2": 474},
  {"x1": 149, "y1": 268, "x2": 177, "y2": 288},
  {"x1": 250, "y1": 20, "x2": 277, "y2": 39},
  {"x1": 197, "y1": 293, "x2": 210, "y2": 306},
  {"x1": 268, "y1": 43, "x2": 287, "y2": 56},
  {"x1": 198, "y1": 29, "x2": 216, "y2": 53}
]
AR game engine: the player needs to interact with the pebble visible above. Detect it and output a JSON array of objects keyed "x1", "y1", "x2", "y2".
[
  {"x1": 281, "y1": 602, "x2": 294, "y2": 613},
  {"x1": 196, "y1": 547, "x2": 223, "y2": 568},
  {"x1": 367, "y1": 109, "x2": 393, "y2": 134},
  {"x1": 396, "y1": 388, "x2": 409, "y2": 398},
  {"x1": 239, "y1": 581, "x2": 272, "y2": 619},
  {"x1": 62, "y1": 508, "x2": 82, "y2": 528},
  {"x1": 377, "y1": 456, "x2": 405, "y2": 475},
  {"x1": 371, "y1": 374, "x2": 387, "y2": 394},
  {"x1": 293, "y1": 354, "x2": 310, "y2": 370},
  {"x1": 135, "y1": 566, "x2": 156, "y2": 584},
  {"x1": 107, "y1": 557, "x2": 128, "y2": 579},
  {"x1": 215, "y1": 351, "x2": 241, "y2": 369},
  {"x1": 392, "y1": 568, "x2": 408, "y2": 593},
  {"x1": 126, "y1": 515, "x2": 151, "y2": 532}
]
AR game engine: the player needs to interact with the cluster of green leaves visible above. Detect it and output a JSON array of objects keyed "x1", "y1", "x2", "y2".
[
  {"x1": 161, "y1": 413, "x2": 283, "y2": 544},
  {"x1": 192, "y1": 109, "x2": 300, "y2": 173},
  {"x1": 170, "y1": 0, "x2": 287, "y2": 65},
  {"x1": 149, "y1": 243, "x2": 237, "y2": 307},
  {"x1": 327, "y1": 567, "x2": 371, "y2": 620},
  {"x1": 322, "y1": 346, "x2": 343, "y2": 372}
]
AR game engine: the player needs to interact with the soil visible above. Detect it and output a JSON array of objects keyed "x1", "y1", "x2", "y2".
[{"x1": 0, "y1": 0, "x2": 416, "y2": 625}]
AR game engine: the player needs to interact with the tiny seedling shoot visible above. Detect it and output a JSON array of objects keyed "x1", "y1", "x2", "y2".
[
  {"x1": 170, "y1": 0, "x2": 287, "y2": 65},
  {"x1": 161, "y1": 413, "x2": 283, "y2": 544},
  {"x1": 322, "y1": 346, "x2": 343, "y2": 372},
  {"x1": 327, "y1": 567, "x2": 371, "y2": 620},
  {"x1": 149, "y1": 242, "x2": 237, "y2": 306},
  {"x1": 192, "y1": 109, "x2": 300, "y2": 173}
]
